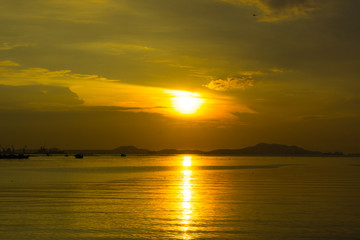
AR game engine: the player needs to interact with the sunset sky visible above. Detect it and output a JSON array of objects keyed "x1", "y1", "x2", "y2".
[{"x1": 1, "y1": 0, "x2": 359, "y2": 153}]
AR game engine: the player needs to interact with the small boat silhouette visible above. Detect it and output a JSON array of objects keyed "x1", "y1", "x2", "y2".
[{"x1": 74, "y1": 154, "x2": 83, "y2": 159}]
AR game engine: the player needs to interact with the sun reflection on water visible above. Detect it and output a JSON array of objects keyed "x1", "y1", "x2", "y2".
[
  {"x1": 181, "y1": 156, "x2": 193, "y2": 239},
  {"x1": 183, "y1": 156, "x2": 192, "y2": 167}
]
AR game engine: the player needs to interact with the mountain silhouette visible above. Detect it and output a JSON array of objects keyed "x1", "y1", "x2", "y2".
[
  {"x1": 111, "y1": 146, "x2": 153, "y2": 154},
  {"x1": 57, "y1": 143, "x2": 345, "y2": 156},
  {"x1": 108, "y1": 143, "x2": 327, "y2": 156},
  {"x1": 207, "y1": 143, "x2": 323, "y2": 156}
]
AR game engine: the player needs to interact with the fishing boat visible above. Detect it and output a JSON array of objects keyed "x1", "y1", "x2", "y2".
[{"x1": 74, "y1": 154, "x2": 84, "y2": 159}]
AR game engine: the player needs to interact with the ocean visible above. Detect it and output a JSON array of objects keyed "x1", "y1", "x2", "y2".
[{"x1": 0, "y1": 155, "x2": 360, "y2": 239}]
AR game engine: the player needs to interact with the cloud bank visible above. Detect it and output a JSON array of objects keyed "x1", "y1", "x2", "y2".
[
  {"x1": 0, "y1": 84, "x2": 83, "y2": 110},
  {"x1": 0, "y1": 61, "x2": 253, "y2": 119},
  {"x1": 0, "y1": 42, "x2": 34, "y2": 50},
  {"x1": 221, "y1": 0, "x2": 317, "y2": 21}
]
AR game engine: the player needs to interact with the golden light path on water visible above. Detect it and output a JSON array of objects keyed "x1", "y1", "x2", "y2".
[{"x1": 181, "y1": 156, "x2": 193, "y2": 239}]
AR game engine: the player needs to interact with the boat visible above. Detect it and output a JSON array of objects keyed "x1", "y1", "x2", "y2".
[{"x1": 74, "y1": 154, "x2": 83, "y2": 159}]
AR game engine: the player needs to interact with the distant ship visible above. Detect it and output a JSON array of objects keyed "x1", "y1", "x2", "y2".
[{"x1": 74, "y1": 154, "x2": 83, "y2": 159}]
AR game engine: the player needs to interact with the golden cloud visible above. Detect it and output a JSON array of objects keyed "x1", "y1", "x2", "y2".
[
  {"x1": 0, "y1": 61, "x2": 255, "y2": 120},
  {"x1": 67, "y1": 42, "x2": 155, "y2": 55},
  {"x1": 0, "y1": 60, "x2": 20, "y2": 66},
  {"x1": 0, "y1": 43, "x2": 35, "y2": 50},
  {"x1": 204, "y1": 76, "x2": 254, "y2": 91}
]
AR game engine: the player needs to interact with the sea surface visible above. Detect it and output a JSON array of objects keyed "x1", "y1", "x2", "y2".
[{"x1": 0, "y1": 155, "x2": 360, "y2": 240}]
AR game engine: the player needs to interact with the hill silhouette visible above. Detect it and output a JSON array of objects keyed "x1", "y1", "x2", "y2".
[
  {"x1": 100, "y1": 143, "x2": 339, "y2": 156},
  {"x1": 110, "y1": 146, "x2": 153, "y2": 154},
  {"x1": 207, "y1": 143, "x2": 323, "y2": 156},
  {"x1": 59, "y1": 143, "x2": 345, "y2": 156}
]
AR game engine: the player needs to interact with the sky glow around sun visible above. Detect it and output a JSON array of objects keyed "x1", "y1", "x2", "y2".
[{"x1": 168, "y1": 91, "x2": 205, "y2": 115}]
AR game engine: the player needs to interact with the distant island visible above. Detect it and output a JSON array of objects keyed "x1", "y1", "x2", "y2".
[
  {"x1": 58, "y1": 143, "x2": 353, "y2": 156},
  {"x1": 3, "y1": 143, "x2": 357, "y2": 157}
]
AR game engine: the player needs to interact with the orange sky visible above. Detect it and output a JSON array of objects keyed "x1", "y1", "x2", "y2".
[{"x1": 0, "y1": 0, "x2": 359, "y2": 153}]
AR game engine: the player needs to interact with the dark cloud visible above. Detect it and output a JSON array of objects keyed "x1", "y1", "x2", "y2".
[
  {"x1": 263, "y1": 0, "x2": 314, "y2": 10},
  {"x1": 80, "y1": 105, "x2": 168, "y2": 111},
  {"x1": 223, "y1": 0, "x2": 317, "y2": 21},
  {"x1": 0, "y1": 84, "x2": 83, "y2": 110},
  {"x1": 261, "y1": 0, "x2": 317, "y2": 21}
]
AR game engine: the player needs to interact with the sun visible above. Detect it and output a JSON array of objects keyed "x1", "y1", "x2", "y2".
[
  {"x1": 173, "y1": 96, "x2": 203, "y2": 114},
  {"x1": 168, "y1": 91, "x2": 205, "y2": 115}
]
